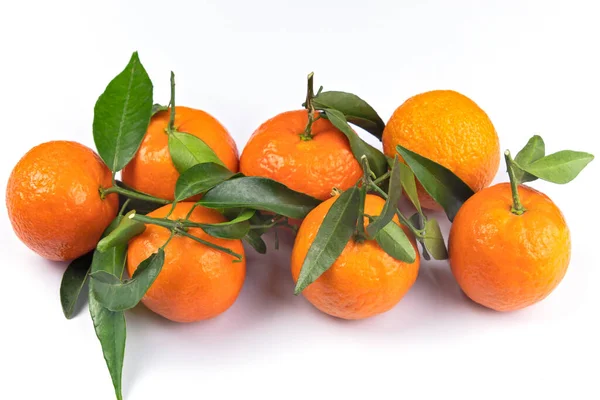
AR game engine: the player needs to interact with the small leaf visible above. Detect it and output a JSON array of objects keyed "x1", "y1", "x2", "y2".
[
  {"x1": 423, "y1": 218, "x2": 448, "y2": 260},
  {"x1": 89, "y1": 217, "x2": 128, "y2": 400},
  {"x1": 519, "y1": 150, "x2": 594, "y2": 184},
  {"x1": 168, "y1": 130, "x2": 223, "y2": 173},
  {"x1": 93, "y1": 51, "x2": 153, "y2": 172},
  {"x1": 96, "y1": 211, "x2": 146, "y2": 252},
  {"x1": 312, "y1": 91, "x2": 385, "y2": 140},
  {"x1": 201, "y1": 177, "x2": 321, "y2": 219},
  {"x1": 409, "y1": 212, "x2": 430, "y2": 261},
  {"x1": 191, "y1": 210, "x2": 255, "y2": 239},
  {"x1": 366, "y1": 156, "x2": 402, "y2": 238},
  {"x1": 396, "y1": 145, "x2": 474, "y2": 221},
  {"x1": 323, "y1": 108, "x2": 388, "y2": 178},
  {"x1": 398, "y1": 162, "x2": 422, "y2": 214},
  {"x1": 175, "y1": 162, "x2": 236, "y2": 201},
  {"x1": 375, "y1": 220, "x2": 416, "y2": 263},
  {"x1": 90, "y1": 249, "x2": 165, "y2": 312},
  {"x1": 294, "y1": 187, "x2": 360, "y2": 294},
  {"x1": 60, "y1": 252, "x2": 92, "y2": 319},
  {"x1": 244, "y1": 230, "x2": 267, "y2": 254},
  {"x1": 514, "y1": 135, "x2": 545, "y2": 183},
  {"x1": 151, "y1": 103, "x2": 168, "y2": 116}
]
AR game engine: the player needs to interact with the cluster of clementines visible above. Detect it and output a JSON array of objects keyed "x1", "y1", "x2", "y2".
[{"x1": 4, "y1": 53, "x2": 593, "y2": 399}]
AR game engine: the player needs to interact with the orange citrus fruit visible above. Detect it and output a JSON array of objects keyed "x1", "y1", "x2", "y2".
[
  {"x1": 127, "y1": 202, "x2": 245, "y2": 322},
  {"x1": 382, "y1": 90, "x2": 500, "y2": 210},
  {"x1": 122, "y1": 106, "x2": 239, "y2": 201},
  {"x1": 6, "y1": 141, "x2": 118, "y2": 261},
  {"x1": 240, "y1": 110, "x2": 362, "y2": 200},
  {"x1": 449, "y1": 183, "x2": 571, "y2": 311},
  {"x1": 291, "y1": 194, "x2": 420, "y2": 319}
]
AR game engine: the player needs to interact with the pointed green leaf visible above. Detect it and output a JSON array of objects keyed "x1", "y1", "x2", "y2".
[
  {"x1": 96, "y1": 211, "x2": 146, "y2": 253},
  {"x1": 423, "y1": 218, "x2": 448, "y2": 260},
  {"x1": 188, "y1": 210, "x2": 255, "y2": 239},
  {"x1": 375, "y1": 220, "x2": 416, "y2": 263},
  {"x1": 514, "y1": 135, "x2": 545, "y2": 183},
  {"x1": 312, "y1": 91, "x2": 385, "y2": 140},
  {"x1": 93, "y1": 52, "x2": 153, "y2": 172},
  {"x1": 90, "y1": 249, "x2": 165, "y2": 312},
  {"x1": 89, "y1": 217, "x2": 128, "y2": 400},
  {"x1": 244, "y1": 230, "x2": 267, "y2": 254},
  {"x1": 409, "y1": 212, "x2": 430, "y2": 261},
  {"x1": 519, "y1": 150, "x2": 594, "y2": 184},
  {"x1": 366, "y1": 156, "x2": 402, "y2": 238},
  {"x1": 398, "y1": 162, "x2": 422, "y2": 214},
  {"x1": 168, "y1": 130, "x2": 223, "y2": 173},
  {"x1": 60, "y1": 252, "x2": 92, "y2": 319},
  {"x1": 396, "y1": 145, "x2": 474, "y2": 221},
  {"x1": 200, "y1": 177, "x2": 321, "y2": 219},
  {"x1": 175, "y1": 162, "x2": 236, "y2": 201},
  {"x1": 294, "y1": 187, "x2": 360, "y2": 294},
  {"x1": 323, "y1": 108, "x2": 388, "y2": 178}
]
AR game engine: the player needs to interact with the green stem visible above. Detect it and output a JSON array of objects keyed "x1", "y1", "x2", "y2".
[
  {"x1": 369, "y1": 182, "x2": 422, "y2": 238},
  {"x1": 504, "y1": 150, "x2": 526, "y2": 215},
  {"x1": 101, "y1": 186, "x2": 170, "y2": 205},
  {"x1": 167, "y1": 71, "x2": 176, "y2": 133},
  {"x1": 175, "y1": 228, "x2": 242, "y2": 261},
  {"x1": 132, "y1": 214, "x2": 177, "y2": 230},
  {"x1": 372, "y1": 170, "x2": 391, "y2": 186},
  {"x1": 300, "y1": 72, "x2": 316, "y2": 141}
]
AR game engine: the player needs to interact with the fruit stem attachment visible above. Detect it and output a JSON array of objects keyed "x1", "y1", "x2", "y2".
[
  {"x1": 167, "y1": 71, "x2": 176, "y2": 133},
  {"x1": 300, "y1": 72, "x2": 316, "y2": 141},
  {"x1": 100, "y1": 186, "x2": 171, "y2": 205},
  {"x1": 504, "y1": 150, "x2": 526, "y2": 215}
]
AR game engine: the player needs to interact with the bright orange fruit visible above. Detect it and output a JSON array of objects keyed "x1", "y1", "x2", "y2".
[
  {"x1": 127, "y1": 202, "x2": 245, "y2": 322},
  {"x1": 240, "y1": 110, "x2": 362, "y2": 200},
  {"x1": 291, "y1": 194, "x2": 420, "y2": 319},
  {"x1": 383, "y1": 90, "x2": 500, "y2": 210},
  {"x1": 6, "y1": 141, "x2": 118, "y2": 261},
  {"x1": 449, "y1": 183, "x2": 571, "y2": 311},
  {"x1": 122, "y1": 106, "x2": 239, "y2": 200}
]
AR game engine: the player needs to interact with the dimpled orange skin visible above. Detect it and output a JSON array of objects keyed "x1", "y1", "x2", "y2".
[
  {"x1": 449, "y1": 183, "x2": 571, "y2": 312},
  {"x1": 291, "y1": 194, "x2": 420, "y2": 320},
  {"x1": 6, "y1": 141, "x2": 118, "y2": 261},
  {"x1": 240, "y1": 110, "x2": 362, "y2": 201},
  {"x1": 382, "y1": 90, "x2": 500, "y2": 210},
  {"x1": 127, "y1": 202, "x2": 245, "y2": 323},
  {"x1": 122, "y1": 106, "x2": 239, "y2": 201}
]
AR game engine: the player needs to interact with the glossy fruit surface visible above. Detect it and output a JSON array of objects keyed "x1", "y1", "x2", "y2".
[
  {"x1": 127, "y1": 202, "x2": 245, "y2": 322},
  {"x1": 6, "y1": 141, "x2": 118, "y2": 261},
  {"x1": 449, "y1": 183, "x2": 571, "y2": 311},
  {"x1": 291, "y1": 194, "x2": 420, "y2": 319},
  {"x1": 383, "y1": 90, "x2": 500, "y2": 209},
  {"x1": 240, "y1": 109, "x2": 362, "y2": 200}
]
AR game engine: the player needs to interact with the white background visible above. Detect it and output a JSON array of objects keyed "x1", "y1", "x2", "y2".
[{"x1": 1, "y1": 1, "x2": 599, "y2": 399}]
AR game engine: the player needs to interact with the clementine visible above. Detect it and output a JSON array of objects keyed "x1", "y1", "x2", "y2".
[
  {"x1": 122, "y1": 106, "x2": 239, "y2": 201},
  {"x1": 127, "y1": 202, "x2": 245, "y2": 322},
  {"x1": 291, "y1": 194, "x2": 420, "y2": 319},
  {"x1": 6, "y1": 141, "x2": 118, "y2": 261},
  {"x1": 448, "y1": 183, "x2": 571, "y2": 311},
  {"x1": 382, "y1": 90, "x2": 500, "y2": 210}
]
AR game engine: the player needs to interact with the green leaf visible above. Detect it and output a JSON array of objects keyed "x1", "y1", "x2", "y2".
[
  {"x1": 294, "y1": 187, "x2": 360, "y2": 294},
  {"x1": 93, "y1": 52, "x2": 153, "y2": 172},
  {"x1": 312, "y1": 91, "x2": 385, "y2": 140},
  {"x1": 89, "y1": 217, "x2": 128, "y2": 400},
  {"x1": 398, "y1": 162, "x2": 422, "y2": 214},
  {"x1": 396, "y1": 145, "x2": 474, "y2": 221},
  {"x1": 168, "y1": 130, "x2": 223, "y2": 173},
  {"x1": 519, "y1": 150, "x2": 594, "y2": 184},
  {"x1": 191, "y1": 209, "x2": 255, "y2": 239},
  {"x1": 201, "y1": 177, "x2": 321, "y2": 219},
  {"x1": 514, "y1": 135, "x2": 545, "y2": 183},
  {"x1": 60, "y1": 252, "x2": 92, "y2": 319},
  {"x1": 96, "y1": 211, "x2": 146, "y2": 253},
  {"x1": 375, "y1": 220, "x2": 416, "y2": 263},
  {"x1": 409, "y1": 212, "x2": 430, "y2": 261},
  {"x1": 90, "y1": 249, "x2": 165, "y2": 312},
  {"x1": 423, "y1": 218, "x2": 448, "y2": 260},
  {"x1": 175, "y1": 162, "x2": 236, "y2": 201},
  {"x1": 366, "y1": 156, "x2": 402, "y2": 238},
  {"x1": 323, "y1": 108, "x2": 388, "y2": 178},
  {"x1": 151, "y1": 103, "x2": 168, "y2": 117},
  {"x1": 244, "y1": 230, "x2": 267, "y2": 254}
]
